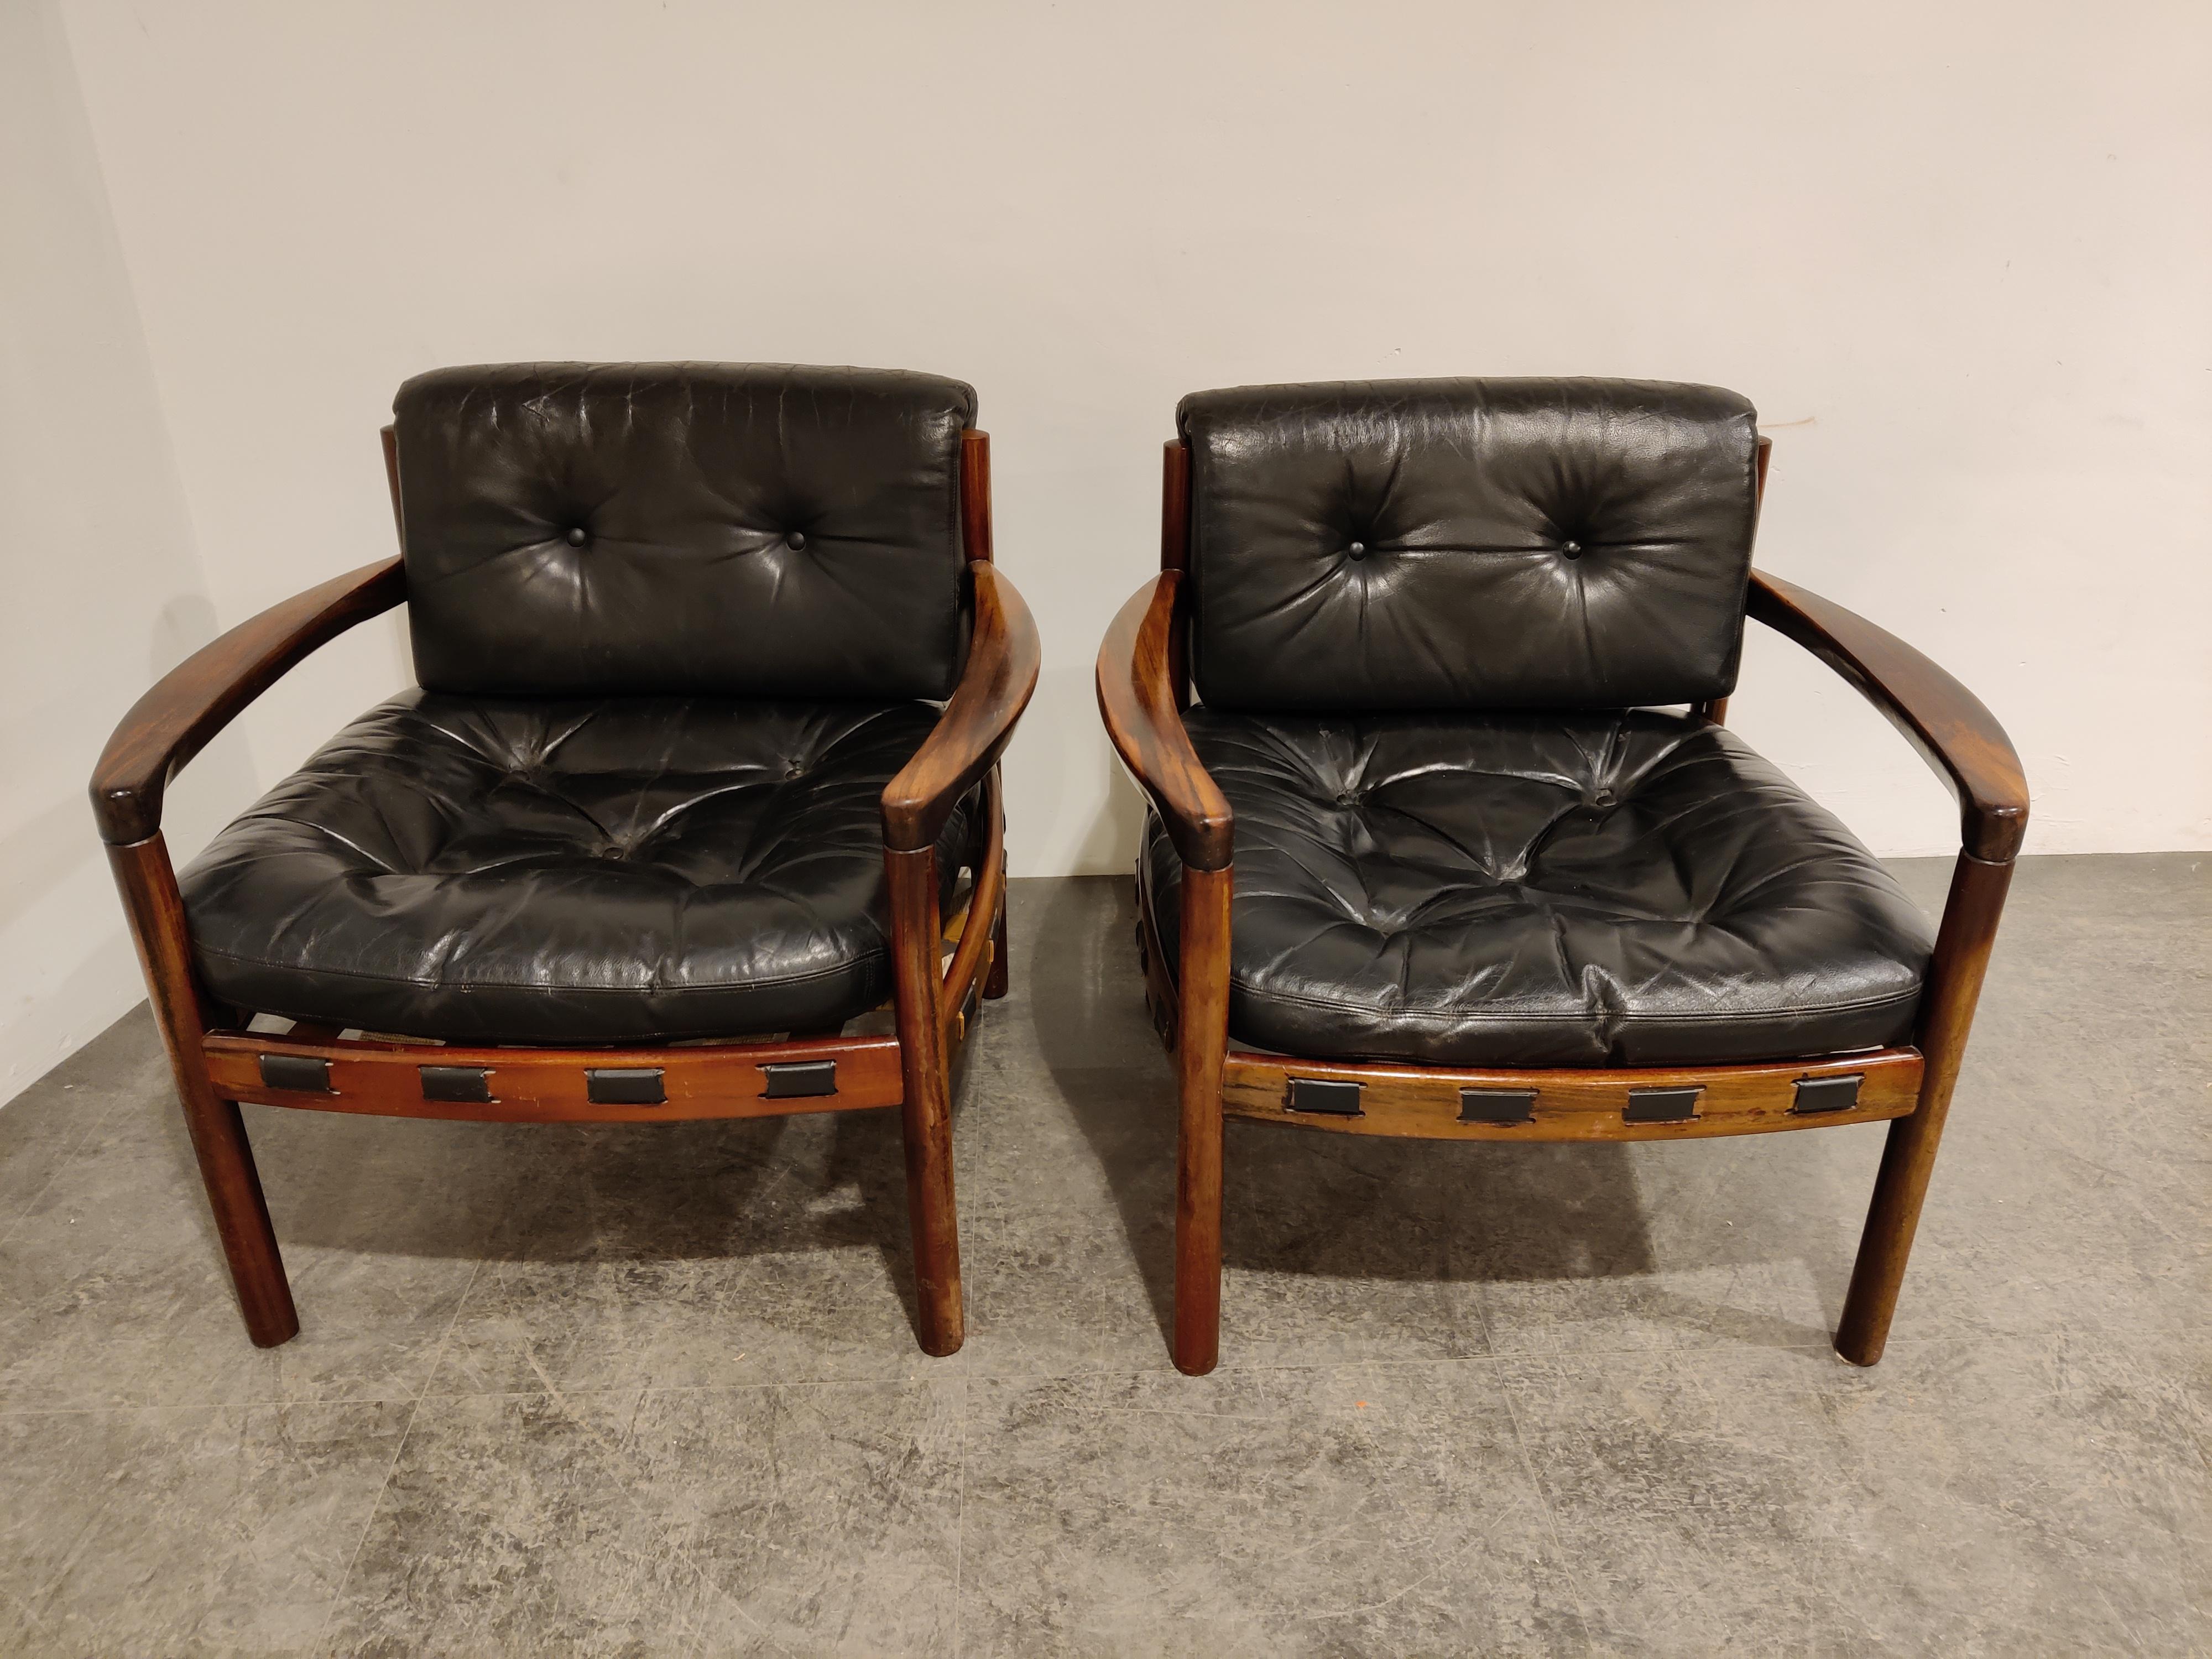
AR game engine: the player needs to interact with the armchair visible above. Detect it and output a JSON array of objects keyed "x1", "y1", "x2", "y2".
[
  {"x1": 93, "y1": 363, "x2": 1039, "y2": 1358},
  {"x1": 1098, "y1": 378, "x2": 2025, "y2": 1375}
]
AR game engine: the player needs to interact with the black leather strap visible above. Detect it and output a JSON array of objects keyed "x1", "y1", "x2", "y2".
[
  {"x1": 1286, "y1": 1077, "x2": 1364, "y2": 1116},
  {"x1": 760, "y1": 1060, "x2": 837, "y2": 1099},
  {"x1": 257, "y1": 1053, "x2": 331, "y2": 1093},
  {"x1": 587, "y1": 1068, "x2": 665, "y2": 1106},
  {"x1": 1459, "y1": 1088, "x2": 1536, "y2": 1125},
  {"x1": 1624, "y1": 1087, "x2": 1702, "y2": 1124}
]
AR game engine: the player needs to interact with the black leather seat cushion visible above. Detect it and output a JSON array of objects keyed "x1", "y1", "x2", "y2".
[
  {"x1": 1143, "y1": 709, "x2": 1934, "y2": 1067},
  {"x1": 394, "y1": 363, "x2": 977, "y2": 701},
  {"x1": 1179, "y1": 378, "x2": 1760, "y2": 711},
  {"x1": 178, "y1": 691, "x2": 973, "y2": 1045}
]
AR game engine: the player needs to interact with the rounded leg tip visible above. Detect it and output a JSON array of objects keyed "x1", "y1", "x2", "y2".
[
  {"x1": 917, "y1": 1309, "x2": 966, "y2": 1358},
  {"x1": 1833, "y1": 1332, "x2": 1885, "y2": 1368},
  {"x1": 1171, "y1": 1337, "x2": 1219, "y2": 1377}
]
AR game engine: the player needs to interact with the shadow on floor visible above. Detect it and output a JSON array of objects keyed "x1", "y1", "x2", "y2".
[
  {"x1": 194, "y1": 1069, "x2": 953, "y2": 1342},
  {"x1": 1019, "y1": 877, "x2": 1829, "y2": 1351}
]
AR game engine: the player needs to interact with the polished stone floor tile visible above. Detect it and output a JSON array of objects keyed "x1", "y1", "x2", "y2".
[
  {"x1": 1499, "y1": 1334, "x2": 2212, "y2": 1655},
  {"x1": 322, "y1": 1379, "x2": 962, "y2": 1657},
  {"x1": 960, "y1": 1044, "x2": 1492, "y2": 1374},
  {"x1": 0, "y1": 1019, "x2": 150, "y2": 1237},
  {"x1": 958, "y1": 1361, "x2": 1590, "y2": 1656},
  {"x1": 0, "y1": 1093, "x2": 495, "y2": 1410},
  {"x1": 0, "y1": 1400, "x2": 411, "y2": 1656}
]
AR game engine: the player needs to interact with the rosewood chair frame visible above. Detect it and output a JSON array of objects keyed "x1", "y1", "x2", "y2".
[
  {"x1": 93, "y1": 426, "x2": 1039, "y2": 1360},
  {"x1": 1098, "y1": 435, "x2": 2027, "y2": 1376}
]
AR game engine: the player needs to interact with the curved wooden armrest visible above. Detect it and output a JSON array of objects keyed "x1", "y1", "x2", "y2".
[
  {"x1": 883, "y1": 562, "x2": 1041, "y2": 853},
  {"x1": 1095, "y1": 573, "x2": 1233, "y2": 871},
  {"x1": 1748, "y1": 569, "x2": 2028, "y2": 863},
  {"x1": 90, "y1": 557, "x2": 406, "y2": 845}
]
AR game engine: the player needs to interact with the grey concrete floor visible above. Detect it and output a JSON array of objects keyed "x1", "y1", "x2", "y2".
[{"x1": 0, "y1": 854, "x2": 2205, "y2": 1656}]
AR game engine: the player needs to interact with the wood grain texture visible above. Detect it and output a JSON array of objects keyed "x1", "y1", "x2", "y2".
[
  {"x1": 1748, "y1": 570, "x2": 2029, "y2": 860},
  {"x1": 940, "y1": 768, "x2": 1006, "y2": 1025},
  {"x1": 882, "y1": 562, "x2": 1040, "y2": 852},
  {"x1": 206, "y1": 1029, "x2": 904, "y2": 1124},
  {"x1": 1172, "y1": 864, "x2": 1233, "y2": 1377},
  {"x1": 959, "y1": 429, "x2": 994, "y2": 564},
  {"x1": 1096, "y1": 573, "x2": 1233, "y2": 870},
  {"x1": 91, "y1": 556, "x2": 405, "y2": 844},
  {"x1": 1159, "y1": 438, "x2": 1194, "y2": 575},
  {"x1": 1837, "y1": 852, "x2": 2015, "y2": 1364},
  {"x1": 1160, "y1": 439, "x2": 1192, "y2": 703},
  {"x1": 108, "y1": 837, "x2": 299, "y2": 1346},
  {"x1": 1220, "y1": 1048, "x2": 1921, "y2": 1142},
  {"x1": 887, "y1": 846, "x2": 964, "y2": 1355},
  {"x1": 1160, "y1": 438, "x2": 1191, "y2": 573}
]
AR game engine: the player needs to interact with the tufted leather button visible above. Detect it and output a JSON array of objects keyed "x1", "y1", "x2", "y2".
[
  {"x1": 1139, "y1": 706, "x2": 1938, "y2": 1068},
  {"x1": 1559, "y1": 539, "x2": 1583, "y2": 559},
  {"x1": 177, "y1": 694, "x2": 983, "y2": 1045},
  {"x1": 565, "y1": 526, "x2": 588, "y2": 546},
  {"x1": 1346, "y1": 541, "x2": 1367, "y2": 561},
  {"x1": 1335, "y1": 790, "x2": 1359, "y2": 807},
  {"x1": 394, "y1": 364, "x2": 978, "y2": 702},
  {"x1": 786, "y1": 530, "x2": 808, "y2": 551}
]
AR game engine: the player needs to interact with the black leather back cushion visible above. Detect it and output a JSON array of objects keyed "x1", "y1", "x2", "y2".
[
  {"x1": 1179, "y1": 378, "x2": 1760, "y2": 710},
  {"x1": 395, "y1": 363, "x2": 977, "y2": 699}
]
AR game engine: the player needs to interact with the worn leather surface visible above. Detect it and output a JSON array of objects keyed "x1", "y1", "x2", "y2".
[
  {"x1": 395, "y1": 363, "x2": 977, "y2": 700},
  {"x1": 179, "y1": 691, "x2": 973, "y2": 1044},
  {"x1": 1144, "y1": 708, "x2": 1933, "y2": 1066},
  {"x1": 1178, "y1": 378, "x2": 1760, "y2": 711}
]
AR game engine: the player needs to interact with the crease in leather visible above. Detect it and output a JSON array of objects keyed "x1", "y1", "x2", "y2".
[
  {"x1": 189, "y1": 941, "x2": 890, "y2": 996},
  {"x1": 395, "y1": 363, "x2": 977, "y2": 701},
  {"x1": 1224, "y1": 979, "x2": 1922, "y2": 1024},
  {"x1": 1144, "y1": 706, "x2": 1936, "y2": 1068},
  {"x1": 180, "y1": 688, "x2": 975, "y2": 1045},
  {"x1": 1178, "y1": 377, "x2": 1759, "y2": 712}
]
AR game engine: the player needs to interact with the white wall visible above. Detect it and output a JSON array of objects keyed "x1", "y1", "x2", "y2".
[
  {"x1": 8, "y1": 3, "x2": 2206, "y2": 1092},
  {"x1": 0, "y1": 0, "x2": 258, "y2": 1098}
]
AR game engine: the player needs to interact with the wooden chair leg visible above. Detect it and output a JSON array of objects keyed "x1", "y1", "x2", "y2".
[
  {"x1": 1835, "y1": 852, "x2": 2014, "y2": 1365},
  {"x1": 108, "y1": 838, "x2": 299, "y2": 1347},
  {"x1": 180, "y1": 1095, "x2": 298, "y2": 1346},
  {"x1": 1172, "y1": 865, "x2": 1232, "y2": 1376},
  {"x1": 886, "y1": 846, "x2": 964, "y2": 1356}
]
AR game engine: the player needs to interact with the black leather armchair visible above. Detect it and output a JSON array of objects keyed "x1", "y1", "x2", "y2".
[
  {"x1": 1098, "y1": 378, "x2": 2026, "y2": 1375},
  {"x1": 93, "y1": 363, "x2": 1039, "y2": 1358}
]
